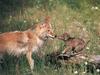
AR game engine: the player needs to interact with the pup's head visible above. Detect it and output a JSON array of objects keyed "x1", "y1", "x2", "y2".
[
  {"x1": 35, "y1": 16, "x2": 56, "y2": 40},
  {"x1": 57, "y1": 32, "x2": 70, "y2": 41}
]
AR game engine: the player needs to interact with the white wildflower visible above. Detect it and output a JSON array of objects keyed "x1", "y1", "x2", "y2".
[
  {"x1": 54, "y1": 69, "x2": 57, "y2": 71},
  {"x1": 95, "y1": 7, "x2": 99, "y2": 10},
  {"x1": 9, "y1": 15, "x2": 12, "y2": 18},
  {"x1": 86, "y1": 47, "x2": 89, "y2": 50},
  {"x1": 82, "y1": 71, "x2": 86, "y2": 74},
  {"x1": 83, "y1": 28, "x2": 86, "y2": 31},
  {"x1": 91, "y1": 6, "x2": 99, "y2": 10},
  {"x1": 91, "y1": 7, "x2": 94, "y2": 10},
  {"x1": 23, "y1": 20, "x2": 27, "y2": 23},
  {"x1": 74, "y1": 71, "x2": 78, "y2": 74},
  {"x1": 96, "y1": 69, "x2": 100, "y2": 72},
  {"x1": 55, "y1": 46, "x2": 59, "y2": 50},
  {"x1": 84, "y1": 61, "x2": 88, "y2": 65}
]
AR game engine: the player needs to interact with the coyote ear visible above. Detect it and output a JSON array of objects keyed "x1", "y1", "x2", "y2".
[
  {"x1": 39, "y1": 16, "x2": 51, "y2": 28},
  {"x1": 44, "y1": 16, "x2": 50, "y2": 24},
  {"x1": 40, "y1": 23, "x2": 47, "y2": 28}
]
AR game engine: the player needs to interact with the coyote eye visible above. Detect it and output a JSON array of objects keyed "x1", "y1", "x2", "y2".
[{"x1": 48, "y1": 30, "x2": 50, "y2": 32}]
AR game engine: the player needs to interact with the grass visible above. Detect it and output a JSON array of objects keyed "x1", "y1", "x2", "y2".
[{"x1": 0, "y1": 0, "x2": 100, "y2": 75}]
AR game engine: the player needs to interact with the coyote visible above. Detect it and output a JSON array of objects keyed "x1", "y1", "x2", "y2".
[
  {"x1": 57, "y1": 32, "x2": 88, "y2": 56},
  {"x1": 0, "y1": 17, "x2": 56, "y2": 71}
]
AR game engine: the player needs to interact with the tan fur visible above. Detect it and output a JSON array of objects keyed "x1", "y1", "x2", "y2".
[
  {"x1": 0, "y1": 17, "x2": 56, "y2": 71},
  {"x1": 57, "y1": 32, "x2": 86, "y2": 55}
]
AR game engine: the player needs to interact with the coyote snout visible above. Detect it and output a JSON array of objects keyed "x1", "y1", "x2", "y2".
[{"x1": 46, "y1": 28, "x2": 56, "y2": 39}]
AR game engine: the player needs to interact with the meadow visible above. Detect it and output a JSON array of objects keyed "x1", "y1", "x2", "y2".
[{"x1": 0, "y1": 0, "x2": 100, "y2": 75}]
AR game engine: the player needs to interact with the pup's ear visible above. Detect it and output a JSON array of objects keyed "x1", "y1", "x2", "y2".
[{"x1": 63, "y1": 33, "x2": 70, "y2": 40}]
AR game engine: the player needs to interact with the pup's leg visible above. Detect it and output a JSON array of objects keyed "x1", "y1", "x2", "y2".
[
  {"x1": 62, "y1": 46, "x2": 72, "y2": 54},
  {"x1": 74, "y1": 45, "x2": 84, "y2": 53}
]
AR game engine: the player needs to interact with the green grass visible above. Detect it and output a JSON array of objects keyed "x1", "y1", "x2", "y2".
[{"x1": 0, "y1": 0, "x2": 100, "y2": 75}]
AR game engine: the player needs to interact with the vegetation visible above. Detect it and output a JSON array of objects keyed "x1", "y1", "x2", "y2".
[{"x1": 0, "y1": 0, "x2": 100, "y2": 75}]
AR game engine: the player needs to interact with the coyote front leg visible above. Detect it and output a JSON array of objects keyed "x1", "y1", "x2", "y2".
[{"x1": 26, "y1": 51, "x2": 34, "y2": 71}]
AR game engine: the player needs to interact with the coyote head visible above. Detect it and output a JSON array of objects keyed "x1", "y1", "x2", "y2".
[{"x1": 35, "y1": 16, "x2": 56, "y2": 40}]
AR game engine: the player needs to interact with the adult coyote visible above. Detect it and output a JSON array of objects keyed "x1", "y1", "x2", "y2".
[{"x1": 0, "y1": 17, "x2": 56, "y2": 71}]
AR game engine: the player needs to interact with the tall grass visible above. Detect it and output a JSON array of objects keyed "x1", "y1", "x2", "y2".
[{"x1": 0, "y1": 0, "x2": 100, "y2": 75}]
